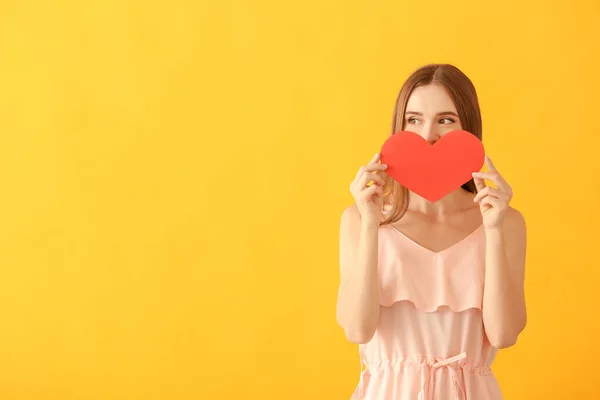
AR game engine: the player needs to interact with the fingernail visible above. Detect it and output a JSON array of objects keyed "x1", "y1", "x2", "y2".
[{"x1": 382, "y1": 164, "x2": 387, "y2": 168}]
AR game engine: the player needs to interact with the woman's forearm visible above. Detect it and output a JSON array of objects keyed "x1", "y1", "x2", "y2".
[
  {"x1": 482, "y1": 227, "x2": 527, "y2": 348},
  {"x1": 336, "y1": 222, "x2": 380, "y2": 344}
]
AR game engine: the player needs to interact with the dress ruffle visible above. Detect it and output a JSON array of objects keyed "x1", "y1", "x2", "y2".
[{"x1": 377, "y1": 225, "x2": 486, "y2": 312}]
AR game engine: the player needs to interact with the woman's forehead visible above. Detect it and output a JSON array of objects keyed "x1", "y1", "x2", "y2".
[{"x1": 405, "y1": 84, "x2": 457, "y2": 114}]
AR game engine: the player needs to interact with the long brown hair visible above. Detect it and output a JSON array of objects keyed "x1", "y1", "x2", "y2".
[{"x1": 380, "y1": 63, "x2": 483, "y2": 226}]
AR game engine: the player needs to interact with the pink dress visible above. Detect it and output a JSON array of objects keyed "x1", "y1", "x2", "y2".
[{"x1": 350, "y1": 224, "x2": 503, "y2": 400}]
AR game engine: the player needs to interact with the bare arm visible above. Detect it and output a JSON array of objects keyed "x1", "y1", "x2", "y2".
[
  {"x1": 472, "y1": 157, "x2": 528, "y2": 349},
  {"x1": 335, "y1": 205, "x2": 381, "y2": 344},
  {"x1": 482, "y1": 208, "x2": 527, "y2": 348}
]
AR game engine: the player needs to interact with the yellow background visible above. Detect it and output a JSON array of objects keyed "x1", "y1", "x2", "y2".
[{"x1": 0, "y1": 0, "x2": 598, "y2": 399}]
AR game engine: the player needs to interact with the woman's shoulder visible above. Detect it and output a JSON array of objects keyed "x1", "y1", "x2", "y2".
[
  {"x1": 341, "y1": 203, "x2": 360, "y2": 218},
  {"x1": 340, "y1": 204, "x2": 361, "y2": 225},
  {"x1": 339, "y1": 205, "x2": 363, "y2": 237},
  {"x1": 339, "y1": 204, "x2": 388, "y2": 235},
  {"x1": 500, "y1": 206, "x2": 527, "y2": 256},
  {"x1": 505, "y1": 206, "x2": 526, "y2": 232}
]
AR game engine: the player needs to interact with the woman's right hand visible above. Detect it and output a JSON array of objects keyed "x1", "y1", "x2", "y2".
[{"x1": 349, "y1": 153, "x2": 388, "y2": 226}]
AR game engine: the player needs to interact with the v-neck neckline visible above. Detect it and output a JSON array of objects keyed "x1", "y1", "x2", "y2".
[{"x1": 385, "y1": 223, "x2": 485, "y2": 256}]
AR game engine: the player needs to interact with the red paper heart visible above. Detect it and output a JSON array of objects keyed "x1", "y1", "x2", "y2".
[{"x1": 379, "y1": 130, "x2": 485, "y2": 202}]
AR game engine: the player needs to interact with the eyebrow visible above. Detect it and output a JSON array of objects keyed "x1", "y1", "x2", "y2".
[{"x1": 405, "y1": 111, "x2": 459, "y2": 117}]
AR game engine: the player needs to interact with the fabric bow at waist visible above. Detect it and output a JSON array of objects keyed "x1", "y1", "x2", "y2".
[{"x1": 417, "y1": 352, "x2": 467, "y2": 400}]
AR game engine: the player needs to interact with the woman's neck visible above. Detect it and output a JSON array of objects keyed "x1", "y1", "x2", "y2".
[{"x1": 407, "y1": 188, "x2": 475, "y2": 220}]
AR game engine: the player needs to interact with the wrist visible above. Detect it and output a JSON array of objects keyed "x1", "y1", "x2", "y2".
[
  {"x1": 484, "y1": 225, "x2": 504, "y2": 240},
  {"x1": 361, "y1": 220, "x2": 380, "y2": 231}
]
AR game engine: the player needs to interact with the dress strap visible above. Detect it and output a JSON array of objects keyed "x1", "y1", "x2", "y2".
[{"x1": 417, "y1": 352, "x2": 467, "y2": 400}]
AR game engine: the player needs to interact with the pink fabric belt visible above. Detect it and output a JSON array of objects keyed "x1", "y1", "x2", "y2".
[
  {"x1": 417, "y1": 352, "x2": 467, "y2": 400},
  {"x1": 357, "y1": 347, "x2": 473, "y2": 399}
]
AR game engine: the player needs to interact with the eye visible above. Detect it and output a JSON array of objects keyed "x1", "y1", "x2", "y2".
[
  {"x1": 406, "y1": 117, "x2": 421, "y2": 125},
  {"x1": 439, "y1": 117, "x2": 455, "y2": 124}
]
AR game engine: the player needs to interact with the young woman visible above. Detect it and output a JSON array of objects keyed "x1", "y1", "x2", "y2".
[{"x1": 336, "y1": 64, "x2": 527, "y2": 399}]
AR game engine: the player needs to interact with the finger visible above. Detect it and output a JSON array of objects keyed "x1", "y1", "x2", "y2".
[
  {"x1": 354, "y1": 154, "x2": 379, "y2": 182},
  {"x1": 352, "y1": 171, "x2": 370, "y2": 191},
  {"x1": 355, "y1": 170, "x2": 381, "y2": 190},
  {"x1": 354, "y1": 165, "x2": 366, "y2": 182},
  {"x1": 471, "y1": 171, "x2": 509, "y2": 192},
  {"x1": 473, "y1": 186, "x2": 491, "y2": 203},
  {"x1": 360, "y1": 184, "x2": 382, "y2": 198},
  {"x1": 473, "y1": 186, "x2": 488, "y2": 203},
  {"x1": 354, "y1": 172, "x2": 385, "y2": 190},
  {"x1": 485, "y1": 155, "x2": 498, "y2": 173},
  {"x1": 473, "y1": 186, "x2": 506, "y2": 203},
  {"x1": 365, "y1": 172, "x2": 386, "y2": 186},
  {"x1": 480, "y1": 196, "x2": 493, "y2": 208},
  {"x1": 377, "y1": 171, "x2": 388, "y2": 181},
  {"x1": 483, "y1": 155, "x2": 512, "y2": 193},
  {"x1": 366, "y1": 163, "x2": 388, "y2": 172},
  {"x1": 480, "y1": 195, "x2": 501, "y2": 209},
  {"x1": 354, "y1": 164, "x2": 387, "y2": 184},
  {"x1": 364, "y1": 153, "x2": 381, "y2": 174},
  {"x1": 473, "y1": 176, "x2": 487, "y2": 192}
]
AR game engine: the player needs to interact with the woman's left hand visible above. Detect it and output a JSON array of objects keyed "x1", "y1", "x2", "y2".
[{"x1": 472, "y1": 155, "x2": 513, "y2": 230}]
